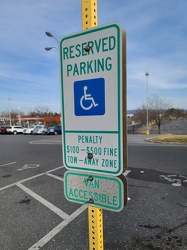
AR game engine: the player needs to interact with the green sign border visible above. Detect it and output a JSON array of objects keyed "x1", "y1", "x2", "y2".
[
  {"x1": 64, "y1": 171, "x2": 124, "y2": 212},
  {"x1": 60, "y1": 23, "x2": 123, "y2": 175}
]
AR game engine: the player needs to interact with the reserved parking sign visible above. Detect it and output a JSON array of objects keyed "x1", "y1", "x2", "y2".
[{"x1": 59, "y1": 22, "x2": 127, "y2": 176}]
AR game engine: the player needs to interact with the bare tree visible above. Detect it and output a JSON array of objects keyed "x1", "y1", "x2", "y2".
[
  {"x1": 148, "y1": 94, "x2": 172, "y2": 134},
  {"x1": 136, "y1": 94, "x2": 172, "y2": 134},
  {"x1": 30, "y1": 106, "x2": 51, "y2": 117},
  {"x1": 135, "y1": 105, "x2": 147, "y2": 126}
]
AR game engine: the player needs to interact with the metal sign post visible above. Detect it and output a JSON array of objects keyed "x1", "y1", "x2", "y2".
[
  {"x1": 59, "y1": 0, "x2": 127, "y2": 249},
  {"x1": 82, "y1": 2, "x2": 104, "y2": 249}
]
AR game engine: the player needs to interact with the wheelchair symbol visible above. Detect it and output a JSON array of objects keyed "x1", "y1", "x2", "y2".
[{"x1": 80, "y1": 86, "x2": 98, "y2": 110}]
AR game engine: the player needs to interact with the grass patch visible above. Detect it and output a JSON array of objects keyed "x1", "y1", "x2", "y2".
[{"x1": 147, "y1": 134, "x2": 187, "y2": 144}]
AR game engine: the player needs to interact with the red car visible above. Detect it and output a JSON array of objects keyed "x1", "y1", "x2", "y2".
[{"x1": 0, "y1": 126, "x2": 6, "y2": 134}]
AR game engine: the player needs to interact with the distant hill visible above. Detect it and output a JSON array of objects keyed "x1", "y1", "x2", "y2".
[{"x1": 127, "y1": 110, "x2": 137, "y2": 114}]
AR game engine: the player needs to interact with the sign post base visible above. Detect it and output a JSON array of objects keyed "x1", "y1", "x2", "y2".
[{"x1": 88, "y1": 206, "x2": 104, "y2": 250}]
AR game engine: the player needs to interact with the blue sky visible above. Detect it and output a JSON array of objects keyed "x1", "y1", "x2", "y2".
[{"x1": 0, "y1": 0, "x2": 187, "y2": 114}]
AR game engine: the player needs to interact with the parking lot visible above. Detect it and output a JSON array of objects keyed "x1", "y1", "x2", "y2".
[
  {"x1": 0, "y1": 134, "x2": 90, "y2": 250},
  {"x1": 150, "y1": 118, "x2": 187, "y2": 135},
  {"x1": 0, "y1": 134, "x2": 187, "y2": 249}
]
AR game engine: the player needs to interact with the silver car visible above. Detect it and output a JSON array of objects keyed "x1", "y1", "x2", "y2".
[
  {"x1": 23, "y1": 125, "x2": 37, "y2": 135},
  {"x1": 32, "y1": 125, "x2": 48, "y2": 135}
]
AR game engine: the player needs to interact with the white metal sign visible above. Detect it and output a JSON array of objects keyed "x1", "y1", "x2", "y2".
[
  {"x1": 59, "y1": 22, "x2": 126, "y2": 176},
  {"x1": 64, "y1": 171, "x2": 127, "y2": 212}
]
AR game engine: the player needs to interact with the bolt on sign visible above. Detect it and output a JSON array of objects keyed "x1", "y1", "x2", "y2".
[
  {"x1": 64, "y1": 171, "x2": 127, "y2": 212},
  {"x1": 59, "y1": 22, "x2": 127, "y2": 176}
]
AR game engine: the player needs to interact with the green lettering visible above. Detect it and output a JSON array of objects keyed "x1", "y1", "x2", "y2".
[
  {"x1": 102, "y1": 194, "x2": 106, "y2": 203},
  {"x1": 63, "y1": 47, "x2": 69, "y2": 59},
  {"x1": 80, "y1": 62, "x2": 86, "y2": 75},
  {"x1": 79, "y1": 190, "x2": 83, "y2": 198},
  {"x1": 89, "y1": 181, "x2": 94, "y2": 188},
  {"x1": 94, "y1": 180, "x2": 100, "y2": 189},
  {"x1": 102, "y1": 37, "x2": 108, "y2": 52},
  {"x1": 94, "y1": 192, "x2": 99, "y2": 201},
  {"x1": 109, "y1": 36, "x2": 116, "y2": 50},
  {"x1": 75, "y1": 44, "x2": 81, "y2": 57},
  {"x1": 114, "y1": 148, "x2": 117, "y2": 156},
  {"x1": 89, "y1": 191, "x2": 93, "y2": 198},
  {"x1": 106, "y1": 57, "x2": 112, "y2": 71},
  {"x1": 69, "y1": 45, "x2": 75, "y2": 59},
  {"x1": 84, "y1": 190, "x2": 88, "y2": 199},
  {"x1": 87, "y1": 60, "x2": 93, "y2": 74},
  {"x1": 78, "y1": 135, "x2": 81, "y2": 143},
  {"x1": 69, "y1": 188, "x2": 74, "y2": 197},
  {"x1": 74, "y1": 189, "x2": 78, "y2": 197},
  {"x1": 103, "y1": 147, "x2": 117, "y2": 156},
  {"x1": 108, "y1": 195, "x2": 113, "y2": 205},
  {"x1": 67, "y1": 64, "x2": 72, "y2": 77},
  {"x1": 84, "y1": 178, "x2": 88, "y2": 187},
  {"x1": 73, "y1": 63, "x2": 79, "y2": 76},
  {"x1": 94, "y1": 39, "x2": 101, "y2": 53},
  {"x1": 113, "y1": 196, "x2": 118, "y2": 206},
  {"x1": 97, "y1": 58, "x2": 105, "y2": 72}
]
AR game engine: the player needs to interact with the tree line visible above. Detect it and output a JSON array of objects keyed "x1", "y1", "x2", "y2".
[{"x1": 1, "y1": 106, "x2": 60, "y2": 118}]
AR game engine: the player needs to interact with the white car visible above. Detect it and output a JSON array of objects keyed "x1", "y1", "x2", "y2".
[
  {"x1": 6, "y1": 126, "x2": 24, "y2": 134},
  {"x1": 23, "y1": 125, "x2": 37, "y2": 135}
]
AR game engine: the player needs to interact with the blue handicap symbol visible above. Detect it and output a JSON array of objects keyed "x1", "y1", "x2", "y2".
[{"x1": 74, "y1": 78, "x2": 105, "y2": 116}]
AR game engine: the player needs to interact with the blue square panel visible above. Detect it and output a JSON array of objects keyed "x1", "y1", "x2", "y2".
[{"x1": 74, "y1": 78, "x2": 105, "y2": 116}]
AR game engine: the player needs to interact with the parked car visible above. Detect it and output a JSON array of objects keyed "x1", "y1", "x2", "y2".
[
  {"x1": 48, "y1": 125, "x2": 62, "y2": 135},
  {"x1": 23, "y1": 125, "x2": 37, "y2": 135},
  {"x1": 6, "y1": 126, "x2": 24, "y2": 134},
  {"x1": 32, "y1": 125, "x2": 48, "y2": 135},
  {"x1": 0, "y1": 126, "x2": 6, "y2": 134}
]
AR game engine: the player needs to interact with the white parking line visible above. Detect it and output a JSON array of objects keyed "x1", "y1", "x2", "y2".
[
  {"x1": 0, "y1": 162, "x2": 16, "y2": 168},
  {"x1": 1, "y1": 164, "x2": 87, "y2": 249},
  {"x1": 123, "y1": 170, "x2": 131, "y2": 176},
  {"x1": 123, "y1": 170, "x2": 131, "y2": 201},
  {"x1": 17, "y1": 182, "x2": 69, "y2": 220},
  {"x1": 28, "y1": 204, "x2": 87, "y2": 250},
  {"x1": 30, "y1": 138, "x2": 62, "y2": 145},
  {"x1": 0, "y1": 166, "x2": 64, "y2": 192},
  {"x1": 46, "y1": 173, "x2": 64, "y2": 182}
]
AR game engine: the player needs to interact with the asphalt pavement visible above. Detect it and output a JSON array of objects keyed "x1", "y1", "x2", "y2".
[
  {"x1": 0, "y1": 134, "x2": 187, "y2": 250},
  {"x1": 128, "y1": 118, "x2": 187, "y2": 135},
  {"x1": 150, "y1": 118, "x2": 187, "y2": 135}
]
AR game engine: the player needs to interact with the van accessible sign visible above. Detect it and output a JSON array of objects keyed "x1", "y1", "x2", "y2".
[
  {"x1": 64, "y1": 171, "x2": 127, "y2": 212},
  {"x1": 59, "y1": 22, "x2": 127, "y2": 176}
]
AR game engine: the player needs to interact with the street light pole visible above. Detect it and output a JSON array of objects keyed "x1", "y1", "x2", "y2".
[
  {"x1": 45, "y1": 32, "x2": 59, "y2": 44},
  {"x1": 8, "y1": 97, "x2": 12, "y2": 126},
  {"x1": 18, "y1": 107, "x2": 21, "y2": 125},
  {"x1": 45, "y1": 47, "x2": 58, "y2": 51},
  {"x1": 145, "y1": 72, "x2": 149, "y2": 135},
  {"x1": 45, "y1": 32, "x2": 59, "y2": 52}
]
